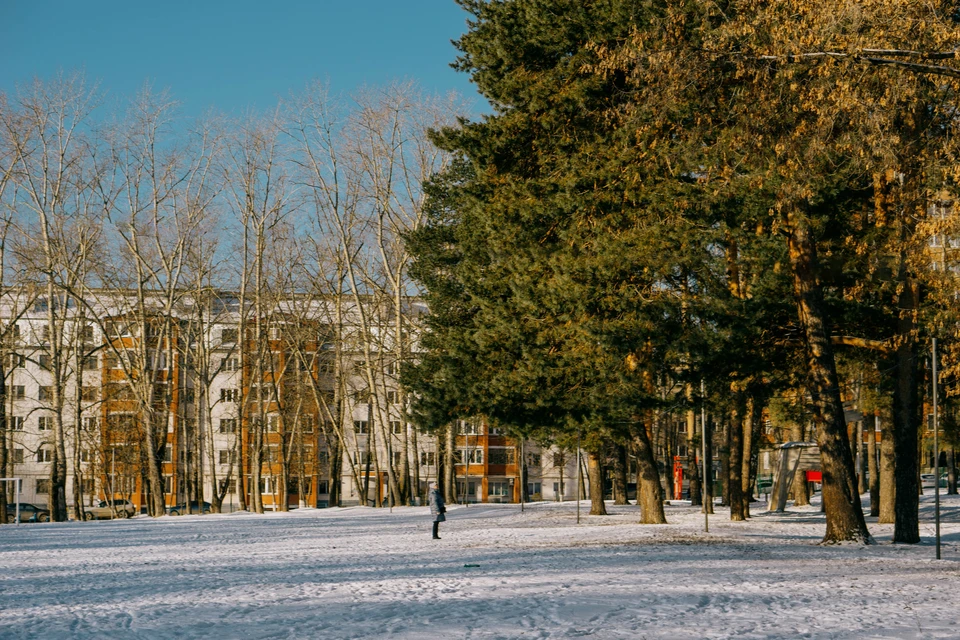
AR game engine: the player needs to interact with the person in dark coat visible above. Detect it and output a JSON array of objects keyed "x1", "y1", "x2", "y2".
[{"x1": 428, "y1": 481, "x2": 445, "y2": 539}]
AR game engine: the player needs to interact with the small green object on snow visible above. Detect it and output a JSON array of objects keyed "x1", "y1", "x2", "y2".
[{"x1": 464, "y1": 564, "x2": 480, "y2": 568}]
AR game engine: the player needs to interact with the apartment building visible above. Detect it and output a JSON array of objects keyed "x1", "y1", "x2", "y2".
[{"x1": 2, "y1": 290, "x2": 567, "y2": 515}]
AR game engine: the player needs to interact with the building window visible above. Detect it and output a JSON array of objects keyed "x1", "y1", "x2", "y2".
[
  {"x1": 39, "y1": 386, "x2": 52, "y2": 402},
  {"x1": 457, "y1": 420, "x2": 482, "y2": 435},
  {"x1": 82, "y1": 417, "x2": 98, "y2": 431},
  {"x1": 12, "y1": 386, "x2": 24, "y2": 400},
  {"x1": 456, "y1": 449, "x2": 483, "y2": 465},
  {"x1": 36, "y1": 479, "x2": 50, "y2": 494},
  {"x1": 38, "y1": 354, "x2": 51, "y2": 370},
  {"x1": 218, "y1": 449, "x2": 236, "y2": 464},
  {"x1": 390, "y1": 420, "x2": 403, "y2": 434},
  {"x1": 37, "y1": 448, "x2": 52, "y2": 463},
  {"x1": 221, "y1": 327, "x2": 238, "y2": 343},
  {"x1": 353, "y1": 420, "x2": 368, "y2": 435},
  {"x1": 488, "y1": 448, "x2": 515, "y2": 465},
  {"x1": 527, "y1": 482, "x2": 542, "y2": 497},
  {"x1": 221, "y1": 357, "x2": 239, "y2": 372},
  {"x1": 10, "y1": 416, "x2": 24, "y2": 431},
  {"x1": 298, "y1": 415, "x2": 314, "y2": 434},
  {"x1": 8, "y1": 353, "x2": 24, "y2": 368},
  {"x1": 488, "y1": 481, "x2": 510, "y2": 498},
  {"x1": 219, "y1": 478, "x2": 237, "y2": 494},
  {"x1": 11, "y1": 448, "x2": 23, "y2": 463},
  {"x1": 80, "y1": 449, "x2": 91, "y2": 463},
  {"x1": 386, "y1": 390, "x2": 399, "y2": 405},
  {"x1": 82, "y1": 356, "x2": 98, "y2": 371},
  {"x1": 163, "y1": 445, "x2": 172, "y2": 463},
  {"x1": 267, "y1": 415, "x2": 279, "y2": 432},
  {"x1": 80, "y1": 324, "x2": 94, "y2": 344},
  {"x1": 420, "y1": 451, "x2": 436, "y2": 467},
  {"x1": 220, "y1": 388, "x2": 239, "y2": 403},
  {"x1": 81, "y1": 386, "x2": 98, "y2": 401},
  {"x1": 218, "y1": 418, "x2": 237, "y2": 434},
  {"x1": 38, "y1": 416, "x2": 52, "y2": 431},
  {"x1": 526, "y1": 453, "x2": 541, "y2": 468},
  {"x1": 80, "y1": 478, "x2": 94, "y2": 494},
  {"x1": 553, "y1": 452, "x2": 566, "y2": 468}
]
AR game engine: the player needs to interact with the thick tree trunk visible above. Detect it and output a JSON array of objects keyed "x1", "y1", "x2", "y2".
[
  {"x1": 729, "y1": 398, "x2": 746, "y2": 521},
  {"x1": 892, "y1": 277, "x2": 920, "y2": 544},
  {"x1": 868, "y1": 415, "x2": 880, "y2": 517},
  {"x1": 786, "y1": 219, "x2": 870, "y2": 543},
  {"x1": 587, "y1": 451, "x2": 607, "y2": 516},
  {"x1": 612, "y1": 443, "x2": 629, "y2": 505},
  {"x1": 634, "y1": 423, "x2": 666, "y2": 524},
  {"x1": 857, "y1": 421, "x2": 867, "y2": 495}
]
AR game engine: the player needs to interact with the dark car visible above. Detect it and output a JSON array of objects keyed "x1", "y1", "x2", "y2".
[
  {"x1": 5, "y1": 503, "x2": 50, "y2": 523},
  {"x1": 167, "y1": 501, "x2": 212, "y2": 516}
]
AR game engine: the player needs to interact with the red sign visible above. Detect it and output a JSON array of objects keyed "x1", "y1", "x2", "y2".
[{"x1": 805, "y1": 471, "x2": 822, "y2": 483}]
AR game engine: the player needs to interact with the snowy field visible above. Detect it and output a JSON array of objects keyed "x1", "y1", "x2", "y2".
[{"x1": 1, "y1": 495, "x2": 960, "y2": 639}]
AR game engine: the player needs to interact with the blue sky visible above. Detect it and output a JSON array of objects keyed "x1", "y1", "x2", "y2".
[{"x1": 0, "y1": 1, "x2": 482, "y2": 117}]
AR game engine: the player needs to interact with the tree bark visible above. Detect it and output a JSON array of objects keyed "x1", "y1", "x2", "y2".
[
  {"x1": 786, "y1": 217, "x2": 870, "y2": 543},
  {"x1": 612, "y1": 443, "x2": 628, "y2": 505},
  {"x1": 791, "y1": 421, "x2": 810, "y2": 507},
  {"x1": 587, "y1": 450, "x2": 607, "y2": 516},
  {"x1": 879, "y1": 414, "x2": 896, "y2": 523},
  {"x1": 868, "y1": 415, "x2": 880, "y2": 517},
  {"x1": 634, "y1": 422, "x2": 666, "y2": 524},
  {"x1": 729, "y1": 397, "x2": 746, "y2": 521},
  {"x1": 892, "y1": 277, "x2": 920, "y2": 543}
]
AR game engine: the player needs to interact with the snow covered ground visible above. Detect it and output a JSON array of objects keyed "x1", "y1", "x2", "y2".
[{"x1": 1, "y1": 495, "x2": 959, "y2": 639}]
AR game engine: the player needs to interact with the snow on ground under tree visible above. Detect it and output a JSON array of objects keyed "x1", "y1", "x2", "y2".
[{"x1": 1, "y1": 495, "x2": 959, "y2": 639}]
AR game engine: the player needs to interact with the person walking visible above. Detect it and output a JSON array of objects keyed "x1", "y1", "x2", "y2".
[{"x1": 428, "y1": 481, "x2": 445, "y2": 539}]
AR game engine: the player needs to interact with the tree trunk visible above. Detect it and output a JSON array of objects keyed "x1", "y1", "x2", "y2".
[
  {"x1": 587, "y1": 450, "x2": 607, "y2": 516},
  {"x1": 786, "y1": 218, "x2": 870, "y2": 543},
  {"x1": 879, "y1": 414, "x2": 896, "y2": 523},
  {"x1": 612, "y1": 443, "x2": 628, "y2": 505},
  {"x1": 857, "y1": 421, "x2": 867, "y2": 495},
  {"x1": 948, "y1": 448, "x2": 957, "y2": 496},
  {"x1": 719, "y1": 418, "x2": 730, "y2": 506},
  {"x1": 791, "y1": 421, "x2": 810, "y2": 507},
  {"x1": 634, "y1": 423, "x2": 666, "y2": 524},
  {"x1": 868, "y1": 415, "x2": 880, "y2": 517},
  {"x1": 892, "y1": 278, "x2": 920, "y2": 543},
  {"x1": 686, "y1": 394, "x2": 701, "y2": 505},
  {"x1": 729, "y1": 397, "x2": 746, "y2": 521},
  {"x1": 703, "y1": 415, "x2": 714, "y2": 515},
  {"x1": 742, "y1": 393, "x2": 764, "y2": 516},
  {"x1": 444, "y1": 423, "x2": 456, "y2": 503}
]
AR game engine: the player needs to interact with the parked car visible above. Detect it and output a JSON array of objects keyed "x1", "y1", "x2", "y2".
[
  {"x1": 5, "y1": 503, "x2": 50, "y2": 523},
  {"x1": 920, "y1": 474, "x2": 947, "y2": 489},
  {"x1": 83, "y1": 499, "x2": 136, "y2": 520},
  {"x1": 167, "y1": 501, "x2": 212, "y2": 516}
]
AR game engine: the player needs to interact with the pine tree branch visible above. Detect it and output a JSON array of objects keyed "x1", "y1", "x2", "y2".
[{"x1": 830, "y1": 335, "x2": 892, "y2": 352}]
